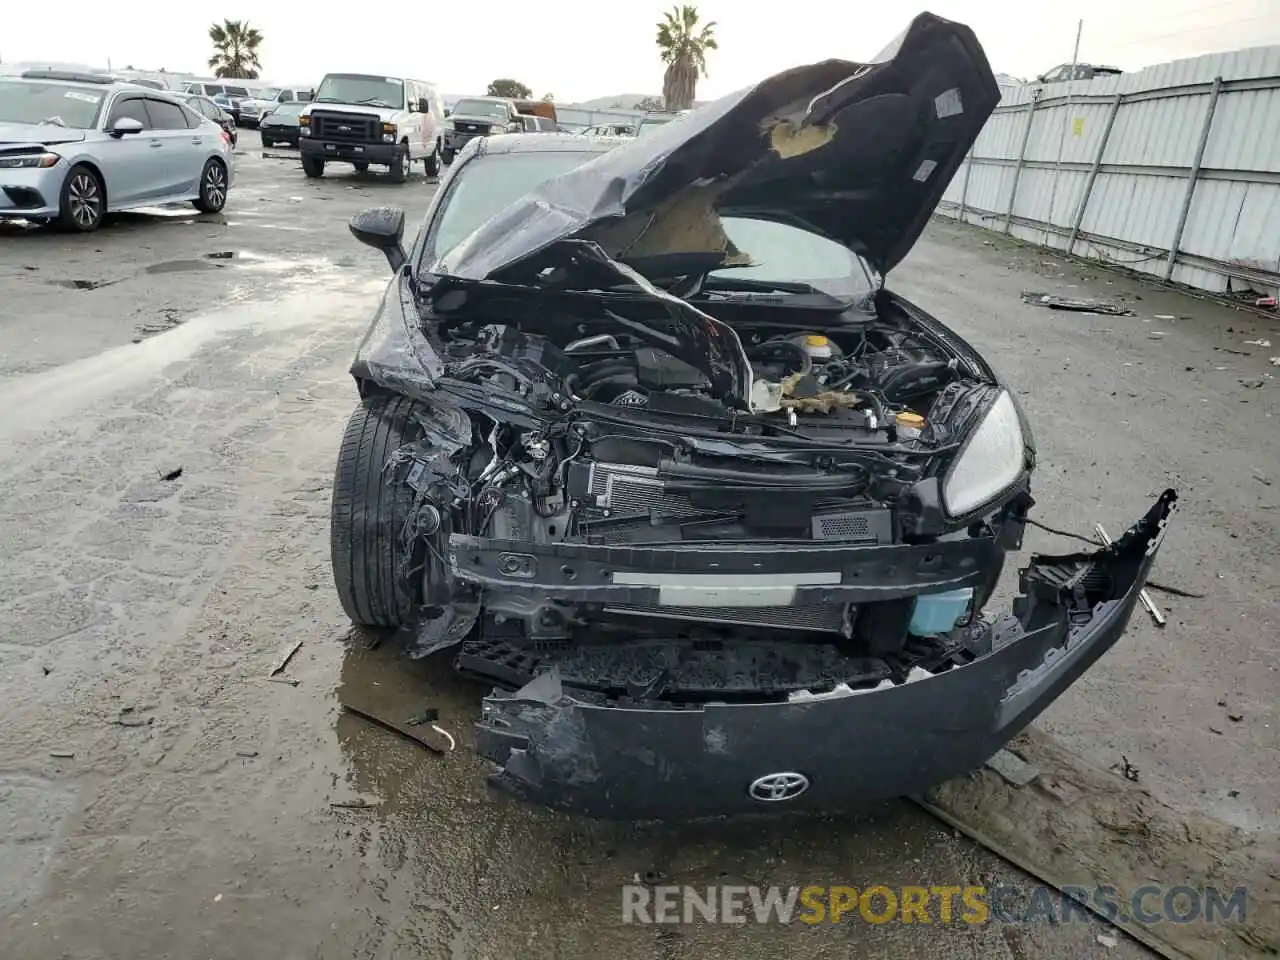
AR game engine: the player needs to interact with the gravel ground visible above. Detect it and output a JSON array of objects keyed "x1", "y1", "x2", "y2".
[{"x1": 1, "y1": 131, "x2": 1273, "y2": 959}]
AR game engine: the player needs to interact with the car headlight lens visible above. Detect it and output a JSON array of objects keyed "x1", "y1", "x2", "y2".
[
  {"x1": 0, "y1": 152, "x2": 59, "y2": 169},
  {"x1": 489, "y1": 124, "x2": 504, "y2": 134},
  {"x1": 941, "y1": 390, "x2": 1026, "y2": 516}
]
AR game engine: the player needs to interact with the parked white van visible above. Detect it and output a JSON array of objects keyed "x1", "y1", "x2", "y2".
[{"x1": 299, "y1": 73, "x2": 446, "y2": 181}]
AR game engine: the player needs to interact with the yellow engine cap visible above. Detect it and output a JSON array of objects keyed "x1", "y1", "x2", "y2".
[
  {"x1": 804, "y1": 335, "x2": 829, "y2": 347},
  {"x1": 896, "y1": 411, "x2": 926, "y2": 428}
]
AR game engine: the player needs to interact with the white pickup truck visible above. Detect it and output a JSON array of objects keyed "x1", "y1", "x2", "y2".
[
  {"x1": 298, "y1": 73, "x2": 446, "y2": 182},
  {"x1": 236, "y1": 84, "x2": 315, "y2": 128}
]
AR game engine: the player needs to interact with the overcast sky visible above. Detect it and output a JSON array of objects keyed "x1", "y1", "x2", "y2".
[{"x1": 5, "y1": 0, "x2": 1278, "y2": 101}]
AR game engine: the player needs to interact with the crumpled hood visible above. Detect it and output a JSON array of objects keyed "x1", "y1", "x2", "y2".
[
  {"x1": 0, "y1": 122, "x2": 86, "y2": 147},
  {"x1": 445, "y1": 12, "x2": 999, "y2": 281}
]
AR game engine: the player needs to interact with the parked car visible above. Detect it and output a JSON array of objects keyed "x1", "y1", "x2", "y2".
[
  {"x1": 327, "y1": 11, "x2": 1177, "y2": 820},
  {"x1": 182, "y1": 94, "x2": 237, "y2": 147},
  {"x1": 237, "y1": 85, "x2": 314, "y2": 128},
  {"x1": 441, "y1": 96, "x2": 521, "y2": 163},
  {"x1": 580, "y1": 122, "x2": 635, "y2": 137},
  {"x1": 183, "y1": 80, "x2": 252, "y2": 122},
  {"x1": 0, "y1": 70, "x2": 234, "y2": 232},
  {"x1": 517, "y1": 114, "x2": 558, "y2": 132},
  {"x1": 259, "y1": 101, "x2": 307, "y2": 147},
  {"x1": 1036, "y1": 63, "x2": 1122, "y2": 83},
  {"x1": 299, "y1": 73, "x2": 445, "y2": 181}
]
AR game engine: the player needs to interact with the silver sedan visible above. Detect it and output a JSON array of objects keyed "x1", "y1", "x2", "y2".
[{"x1": 0, "y1": 70, "x2": 235, "y2": 232}]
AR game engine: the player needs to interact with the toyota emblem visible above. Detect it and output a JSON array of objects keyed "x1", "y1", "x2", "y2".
[{"x1": 748, "y1": 772, "x2": 810, "y2": 802}]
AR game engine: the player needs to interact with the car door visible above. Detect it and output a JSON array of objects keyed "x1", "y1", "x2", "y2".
[
  {"x1": 406, "y1": 81, "x2": 426, "y2": 159},
  {"x1": 143, "y1": 96, "x2": 205, "y2": 198},
  {"x1": 97, "y1": 94, "x2": 162, "y2": 208}
]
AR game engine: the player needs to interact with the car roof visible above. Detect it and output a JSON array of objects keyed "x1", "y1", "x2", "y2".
[
  {"x1": 5, "y1": 71, "x2": 183, "y2": 97},
  {"x1": 475, "y1": 133, "x2": 617, "y2": 156}
]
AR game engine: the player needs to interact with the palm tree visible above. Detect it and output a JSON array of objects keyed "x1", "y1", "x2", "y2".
[
  {"x1": 207, "y1": 20, "x2": 263, "y2": 80},
  {"x1": 656, "y1": 5, "x2": 717, "y2": 111}
]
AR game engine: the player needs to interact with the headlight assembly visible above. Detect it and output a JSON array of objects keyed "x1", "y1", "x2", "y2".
[
  {"x1": 0, "y1": 153, "x2": 58, "y2": 169},
  {"x1": 941, "y1": 390, "x2": 1026, "y2": 516}
]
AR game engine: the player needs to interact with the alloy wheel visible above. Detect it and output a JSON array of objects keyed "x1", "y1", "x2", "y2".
[
  {"x1": 68, "y1": 173, "x2": 101, "y2": 228},
  {"x1": 205, "y1": 163, "x2": 227, "y2": 209}
]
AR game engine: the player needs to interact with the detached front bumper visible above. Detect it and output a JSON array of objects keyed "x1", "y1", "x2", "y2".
[
  {"x1": 301, "y1": 138, "x2": 401, "y2": 164},
  {"x1": 473, "y1": 491, "x2": 1177, "y2": 819}
]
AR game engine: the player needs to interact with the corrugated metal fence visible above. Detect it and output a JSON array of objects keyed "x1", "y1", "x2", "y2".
[{"x1": 939, "y1": 46, "x2": 1280, "y2": 296}]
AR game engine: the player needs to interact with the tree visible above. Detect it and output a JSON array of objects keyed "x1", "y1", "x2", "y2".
[
  {"x1": 487, "y1": 78, "x2": 532, "y2": 99},
  {"x1": 656, "y1": 5, "x2": 717, "y2": 111},
  {"x1": 207, "y1": 20, "x2": 263, "y2": 79},
  {"x1": 540, "y1": 92, "x2": 555, "y2": 102}
]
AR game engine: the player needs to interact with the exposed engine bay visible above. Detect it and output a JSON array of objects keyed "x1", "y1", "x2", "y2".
[{"x1": 377, "y1": 282, "x2": 1026, "y2": 698}]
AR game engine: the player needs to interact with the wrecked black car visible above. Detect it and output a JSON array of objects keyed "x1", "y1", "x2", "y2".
[{"x1": 330, "y1": 12, "x2": 1176, "y2": 819}]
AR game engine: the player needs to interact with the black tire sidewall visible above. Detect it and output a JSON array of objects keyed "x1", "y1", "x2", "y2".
[
  {"x1": 59, "y1": 164, "x2": 104, "y2": 232},
  {"x1": 196, "y1": 159, "x2": 227, "y2": 213},
  {"x1": 389, "y1": 144, "x2": 408, "y2": 182}
]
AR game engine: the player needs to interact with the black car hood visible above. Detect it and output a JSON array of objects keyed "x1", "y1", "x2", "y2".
[{"x1": 444, "y1": 12, "x2": 999, "y2": 282}]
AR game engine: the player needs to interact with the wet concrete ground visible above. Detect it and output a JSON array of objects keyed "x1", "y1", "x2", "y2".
[{"x1": 1, "y1": 133, "x2": 1273, "y2": 959}]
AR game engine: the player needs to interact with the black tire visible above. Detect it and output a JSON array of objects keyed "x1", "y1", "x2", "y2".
[
  {"x1": 352, "y1": 161, "x2": 369, "y2": 173},
  {"x1": 441, "y1": 147, "x2": 455, "y2": 165},
  {"x1": 261, "y1": 136, "x2": 274, "y2": 147},
  {"x1": 424, "y1": 142, "x2": 440, "y2": 177},
  {"x1": 330, "y1": 394, "x2": 427, "y2": 627},
  {"x1": 57, "y1": 164, "x2": 105, "y2": 232},
  {"x1": 192, "y1": 159, "x2": 228, "y2": 213},
  {"x1": 388, "y1": 143, "x2": 408, "y2": 183},
  {"x1": 302, "y1": 153, "x2": 325, "y2": 178}
]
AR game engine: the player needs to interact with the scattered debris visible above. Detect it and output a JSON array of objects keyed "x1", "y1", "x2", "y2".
[
  {"x1": 159, "y1": 466, "x2": 183, "y2": 482},
  {"x1": 113, "y1": 707, "x2": 154, "y2": 728},
  {"x1": 342, "y1": 703, "x2": 448, "y2": 755},
  {"x1": 1095, "y1": 522, "x2": 1164, "y2": 626},
  {"x1": 1117, "y1": 755, "x2": 1140, "y2": 783},
  {"x1": 49, "y1": 750, "x2": 75, "y2": 759},
  {"x1": 329, "y1": 799, "x2": 379, "y2": 809},
  {"x1": 406, "y1": 707, "x2": 440, "y2": 727},
  {"x1": 1148, "y1": 332, "x2": 1166, "y2": 339},
  {"x1": 985, "y1": 749, "x2": 1040, "y2": 786},
  {"x1": 269, "y1": 639, "x2": 303, "y2": 676},
  {"x1": 1096, "y1": 932, "x2": 1118, "y2": 948},
  {"x1": 205, "y1": 251, "x2": 235, "y2": 259},
  {"x1": 1228, "y1": 789, "x2": 1240, "y2": 798},
  {"x1": 1153, "y1": 314, "x2": 1176, "y2": 320},
  {"x1": 236, "y1": 750, "x2": 259, "y2": 758},
  {"x1": 1227, "y1": 712, "x2": 1244, "y2": 723},
  {"x1": 1256, "y1": 296, "x2": 1277, "y2": 310},
  {"x1": 267, "y1": 676, "x2": 300, "y2": 687},
  {"x1": 1240, "y1": 378, "x2": 1266, "y2": 389},
  {"x1": 213, "y1": 893, "x2": 223, "y2": 903},
  {"x1": 1022, "y1": 292, "x2": 1134, "y2": 315},
  {"x1": 1209, "y1": 726, "x2": 1224, "y2": 735},
  {"x1": 1271, "y1": 357, "x2": 1280, "y2": 366},
  {"x1": 1244, "y1": 338, "x2": 1272, "y2": 347}
]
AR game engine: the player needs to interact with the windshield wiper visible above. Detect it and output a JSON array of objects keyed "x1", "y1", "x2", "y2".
[
  {"x1": 38, "y1": 117, "x2": 68, "y2": 127},
  {"x1": 313, "y1": 97, "x2": 342, "y2": 103},
  {"x1": 355, "y1": 97, "x2": 392, "y2": 106}
]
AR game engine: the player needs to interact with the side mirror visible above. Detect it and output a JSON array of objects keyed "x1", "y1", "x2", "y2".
[
  {"x1": 443, "y1": 107, "x2": 451, "y2": 117},
  {"x1": 349, "y1": 206, "x2": 407, "y2": 272},
  {"x1": 109, "y1": 117, "x2": 144, "y2": 138},
  {"x1": 418, "y1": 98, "x2": 430, "y2": 114}
]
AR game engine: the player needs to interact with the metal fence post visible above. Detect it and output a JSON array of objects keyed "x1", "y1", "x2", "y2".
[
  {"x1": 1003, "y1": 96, "x2": 1039, "y2": 234},
  {"x1": 1164, "y1": 76, "x2": 1223, "y2": 282},
  {"x1": 1066, "y1": 92, "x2": 1122, "y2": 256},
  {"x1": 958, "y1": 144, "x2": 975, "y2": 223}
]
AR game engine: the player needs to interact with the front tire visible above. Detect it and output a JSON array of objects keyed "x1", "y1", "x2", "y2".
[
  {"x1": 441, "y1": 147, "x2": 455, "y2": 165},
  {"x1": 352, "y1": 161, "x2": 369, "y2": 173},
  {"x1": 192, "y1": 158, "x2": 228, "y2": 213},
  {"x1": 424, "y1": 142, "x2": 440, "y2": 178},
  {"x1": 58, "y1": 164, "x2": 105, "y2": 232},
  {"x1": 388, "y1": 143, "x2": 408, "y2": 183},
  {"x1": 302, "y1": 153, "x2": 325, "y2": 178},
  {"x1": 330, "y1": 395, "x2": 427, "y2": 628}
]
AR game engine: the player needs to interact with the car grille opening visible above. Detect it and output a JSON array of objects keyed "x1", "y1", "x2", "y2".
[{"x1": 309, "y1": 111, "x2": 379, "y2": 143}]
